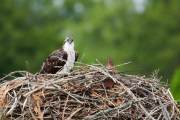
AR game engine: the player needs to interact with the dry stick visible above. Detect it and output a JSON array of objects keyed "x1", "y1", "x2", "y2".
[
  {"x1": 96, "y1": 59, "x2": 132, "y2": 73},
  {"x1": 167, "y1": 89, "x2": 180, "y2": 115},
  {"x1": 24, "y1": 85, "x2": 44, "y2": 97},
  {"x1": 62, "y1": 95, "x2": 69, "y2": 120},
  {"x1": 22, "y1": 97, "x2": 28, "y2": 111},
  {"x1": 0, "y1": 71, "x2": 28, "y2": 82},
  {"x1": 164, "y1": 89, "x2": 180, "y2": 118},
  {"x1": 88, "y1": 65, "x2": 118, "y2": 83},
  {"x1": 52, "y1": 84, "x2": 83, "y2": 104},
  {"x1": 105, "y1": 73, "x2": 156, "y2": 120},
  {"x1": 170, "y1": 104, "x2": 175, "y2": 119},
  {"x1": 157, "y1": 113, "x2": 162, "y2": 120},
  {"x1": 144, "y1": 102, "x2": 172, "y2": 120},
  {"x1": 94, "y1": 91, "x2": 115, "y2": 107},
  {"x1": 83, "y1": 100, "x2": 135, "y2": 120},
  {"x1": 102, "y1": 83, "x2": 116, "y2": 106},
  {"x1": 29, "y1": 106, "x2": 38, "y2": 120},
  {"x1": 102, "y1": 67, "x2": 155, "y2": 119},
  {"x1": 24, "y1": 73, "x2": 88, "y2": 97},
  {"x1": 24, "y1": 77, "x2": 63, "y2": 97},
  {"x1": 66, "y1": 108, "x2": 82, "y2": 120},
  {"x1": 6, "y1": 91, "x2": 18, "y2": 116},
  {"x1": 144, "y1": 106, "x2": 160, "y2": 120},
  {"x1": 71, "y1": 94, "x2": 99, "y2": 101},
  {"x1": 87, "y1": 64, "x2": 156, "y2": 120},
  {"x1": 158, "y1": 98, "x2": 171, "y2": 120}
]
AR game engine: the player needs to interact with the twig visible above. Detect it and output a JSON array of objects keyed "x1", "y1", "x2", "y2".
[
  {"x1": 66, "y1": 108, "x2": 82, "y2": 120},
  {"x1": 83, "y1": 100, "x2": 135, "y2": 120},
  {"x1": 6, "y1": 91, "x2": 18, "y2": 116},
  {"x1": 158, "y1": 98, "x2": 171, "y2": 120},
  {"x1": 52, "y1": 84, "x2": 83, "y2": 104},
  {"x1": 0, "y1": 71, "x2": 29, "y2": 82},
  {"x1": 62, "y1": 95, "x2": 69, "y2": 120}
]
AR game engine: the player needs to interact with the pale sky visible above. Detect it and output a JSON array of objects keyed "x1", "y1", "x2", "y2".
[
  {"x1": 132, "y1": 0, "x2": 146, "y2": 13},
  {"x1": 52, "y1": 0, "x2": 146, "y2": 13}
]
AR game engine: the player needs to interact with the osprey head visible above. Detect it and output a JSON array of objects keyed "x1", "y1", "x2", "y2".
[
  {"x1": 63, "y1": 37, "x2": 74, "y2": 50},
  {"x1": 65, "y1": 37, "x2": 73, "y2": 44}
]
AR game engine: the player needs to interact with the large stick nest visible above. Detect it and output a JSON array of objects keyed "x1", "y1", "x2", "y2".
[{"x1": 0, "y1": 64, "x2": 179, "y2": 120}]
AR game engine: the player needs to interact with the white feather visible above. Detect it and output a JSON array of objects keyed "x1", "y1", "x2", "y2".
[{"x1": 57, "y1": 41, "x2": 75, "y2": 74}]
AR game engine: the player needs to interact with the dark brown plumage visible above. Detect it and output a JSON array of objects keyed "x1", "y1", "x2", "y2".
[
  {"x1": 40, "y1": 49, "x2": 67, "y2": 74},
  {"x1": 40, "y1": 49, "x2": 79, "y2": 74}
]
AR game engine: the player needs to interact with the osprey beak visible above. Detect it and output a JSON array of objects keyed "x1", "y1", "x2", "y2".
[{"x1": 69, "y1": 38, "x2": 73, "y2": 44}]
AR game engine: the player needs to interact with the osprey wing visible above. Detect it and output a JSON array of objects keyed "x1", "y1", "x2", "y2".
[{"x1": 40, "y1": 49, "x2": 68, "y2": 74}]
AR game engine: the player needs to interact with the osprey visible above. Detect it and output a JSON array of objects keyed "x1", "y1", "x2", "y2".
[{"x1": 40, "y1": 37, "x2": 78, "y2": 74}]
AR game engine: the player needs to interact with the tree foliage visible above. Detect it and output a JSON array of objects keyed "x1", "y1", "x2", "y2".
[
  {"x1": 171, "y1": 68, "x2": 180, "y2": 101},
  {"x1": 0, "y1": 0, "x2": 180, "y2": 98}
]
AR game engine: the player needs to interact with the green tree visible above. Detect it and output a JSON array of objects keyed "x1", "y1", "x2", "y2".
[
  {"x1": 0, "y1": 0, "x2": 179, "y2": 83},
  {"x1": 171, "y1": 68, "x2": 180, "y2": 100}
]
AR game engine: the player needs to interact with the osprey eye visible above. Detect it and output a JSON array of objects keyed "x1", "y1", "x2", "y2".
[{"x1": 66, "y1": 38, "x2": 73, "y2": 43}]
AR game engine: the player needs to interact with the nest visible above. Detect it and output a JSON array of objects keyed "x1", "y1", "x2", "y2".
[{"x1": 0, "y1": 64, "x2": 179, "y2": 120}]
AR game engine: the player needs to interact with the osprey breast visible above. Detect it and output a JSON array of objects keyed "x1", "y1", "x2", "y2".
[{"x1": 57, "y1": 46, "x2": 76, "y2": 74}]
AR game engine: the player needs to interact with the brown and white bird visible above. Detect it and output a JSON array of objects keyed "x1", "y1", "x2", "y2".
[{"x1": 40, "y1": 37, "x2": 78, "y2": 74}]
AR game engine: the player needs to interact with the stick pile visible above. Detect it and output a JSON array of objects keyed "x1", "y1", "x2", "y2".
[{"x1": 0, "y1": 64, "x2": 179, "y2": 120}]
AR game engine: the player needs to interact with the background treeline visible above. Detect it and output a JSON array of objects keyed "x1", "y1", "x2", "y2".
[{"x1": 0, "y1": 0, "x2": 180, "y2": 100}]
